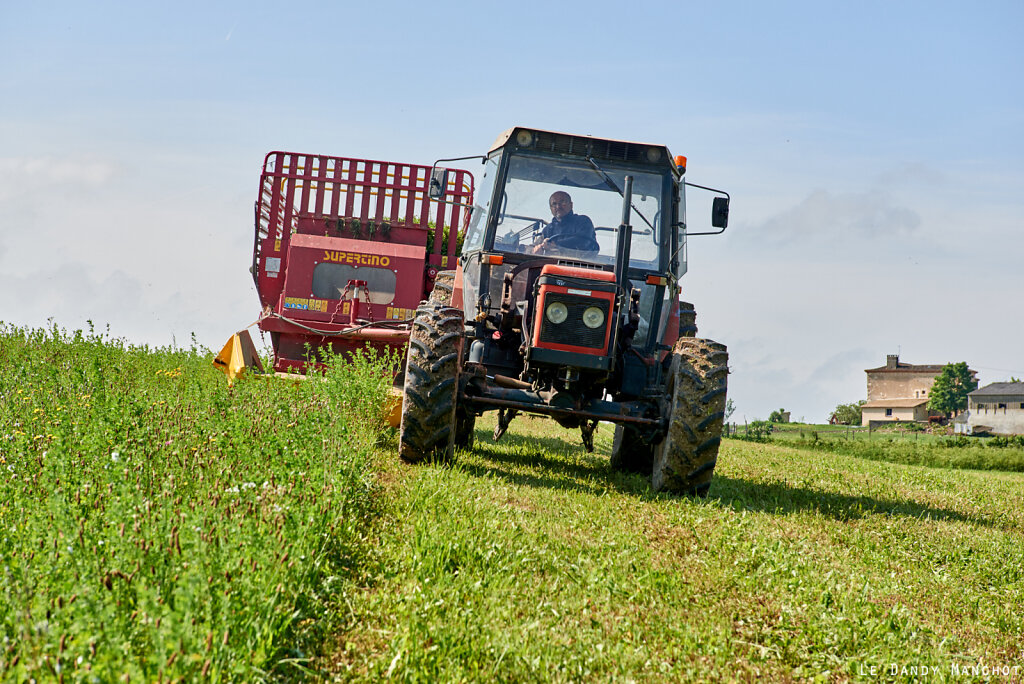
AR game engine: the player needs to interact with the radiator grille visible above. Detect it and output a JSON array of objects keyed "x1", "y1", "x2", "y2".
[{"x1": 537, "y1": 294, "x2": 610, "y2": 349}]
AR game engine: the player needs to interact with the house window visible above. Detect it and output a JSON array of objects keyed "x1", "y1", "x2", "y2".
[
  {"x1": 998, "y1": 403, "x2": 1007, "y2": 411},
  {"x1": 1019, "y1": 403, "x2": 1024, "y2": 410},
  {"x1": 885, "y1": 408, "x2": 893, "y2": 417}
]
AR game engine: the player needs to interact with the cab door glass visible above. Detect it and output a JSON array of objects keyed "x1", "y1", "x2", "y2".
[{"x1": 463, "y1": 155, "x2": 499, "y2": 253}]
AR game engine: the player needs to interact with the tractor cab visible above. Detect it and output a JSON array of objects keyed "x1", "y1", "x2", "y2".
[
  {"x1": 402, "y1": 127, "x2": 731, "y2": 497},
  {"x1": 457, "y1": 128, "x2": 706, "y2": 398}
]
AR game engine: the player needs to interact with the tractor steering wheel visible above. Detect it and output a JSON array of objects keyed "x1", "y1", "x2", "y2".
[{"x1": 532, "y1": 232, "x2": 596, "y2": 256}]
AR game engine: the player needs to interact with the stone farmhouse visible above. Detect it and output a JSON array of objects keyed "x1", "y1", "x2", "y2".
[
  {"x1": 860, "y1": 354, "x2": 977, "y2": 427},
  {"x1": 963, "y1": 383, "x2": 1024, "y2": 435}
]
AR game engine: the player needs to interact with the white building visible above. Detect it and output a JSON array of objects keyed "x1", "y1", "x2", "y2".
[
  {"x1": 964, "y1": 383, "x2": 1024, "y2": 436},
  {"x1": 860, "y1": 355, "x2": 979, "y2": 427}
]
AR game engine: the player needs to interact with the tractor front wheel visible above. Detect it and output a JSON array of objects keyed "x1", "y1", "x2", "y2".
[
  {"x1": 652, "y1": 338, "x2": 729, "y2": 496},
  {"x1": 398, "y1": 302, "x2": 464, "y2": 463},
  {"x1": 610, "y1": 425, "x2": 655, "y2": 474},
  {"x1": 454, "y1": 407, "x2": 476, "y2": 450}
]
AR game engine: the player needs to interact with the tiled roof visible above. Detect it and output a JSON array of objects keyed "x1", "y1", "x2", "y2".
[
  {"x1": 864, "y1": 363, "x2": 944, "y2": 373},
  {"x1": 969, "y1": 382, "x2": 1024, "y2": 397},
  {"x1": 861, "y1": 398, "x2": 930, "y2": 408}
]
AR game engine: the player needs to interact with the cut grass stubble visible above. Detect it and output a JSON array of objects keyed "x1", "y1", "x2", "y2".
[{"x1": 333, "y1": 415, "x2": 1024, "y2": 681}]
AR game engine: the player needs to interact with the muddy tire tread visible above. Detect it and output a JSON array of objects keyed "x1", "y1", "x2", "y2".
[
  {"x1": 428, "y1": 270, "x2": 456, "y2": 305},
  {"x1": 652, "y1": 338, "x2": 729, "y2": 496},
  {"x1": 399, "y1": 302, "x2": 463, "y2": 463},
  {"x1": 678, "y1": 301, "x2": 698, "y2": 338}
]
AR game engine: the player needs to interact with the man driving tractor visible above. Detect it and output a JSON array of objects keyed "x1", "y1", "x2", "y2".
[{"x1": 531, "y1": 190, "x2": 599, "y2": 255}]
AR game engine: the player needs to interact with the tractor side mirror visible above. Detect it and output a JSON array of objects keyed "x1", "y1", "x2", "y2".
[
  {"x1": 711, "y1": 197, "x2": 730, "y2": 229},
  {"x1": 428, "y1": 167, "x2": 449, "y2": 200}
]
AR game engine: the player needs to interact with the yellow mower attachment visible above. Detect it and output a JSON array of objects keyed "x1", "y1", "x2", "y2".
[
  {"x1": 214, "y1": 329, "x2": 404, "y2": 428},
  {"x1": 385, "y1": 386, "x2": 403, "y2": 429},
  {"x1": 213, "y1": 330, "x2": 264, "y2": 382}
]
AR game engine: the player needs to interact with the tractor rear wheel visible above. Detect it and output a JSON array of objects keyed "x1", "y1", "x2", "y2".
[
  {"x1": 429, "y1": 270, "x2": 456, "y2": 305},
  {"x1": 652, "y1": 338, "x2": 728, "y2": 496},
  {"x1": 610, "y1": 425, "x2": 655, "y2": 473},
  {"x1": 398, "y1": 302, "x2": 464, "y2": 463},
  {"x1": 678, "y1": 301, "x2": 698, "y2": 338}
]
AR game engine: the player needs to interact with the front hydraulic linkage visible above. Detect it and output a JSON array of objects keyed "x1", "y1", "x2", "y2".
[{"x1": 493, "y1": 407, "x2": 519, "y2": 442}]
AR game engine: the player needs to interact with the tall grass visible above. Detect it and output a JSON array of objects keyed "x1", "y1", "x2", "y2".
[{"x1": 0, "y1": 323, "x2": 393, "y2": 681}]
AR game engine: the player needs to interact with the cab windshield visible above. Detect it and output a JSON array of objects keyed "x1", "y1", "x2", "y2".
[{"x1": 491, "y1": 155, "x2": 664, "y2": 271}]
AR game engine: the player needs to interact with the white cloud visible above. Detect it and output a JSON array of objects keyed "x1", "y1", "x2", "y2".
[
  {"x1": 0, "y1": 152, "x2": 257, "y2": 350},
  {"x1": 871, "y1": 162, "x2": 950, "y2": 189},
  {"x1": 0, "y1": 156, "x2": 117, "y2": 199},
  {"x1": 753, "y1": 188, "x2": 921, "y2": 244},
  {"x1": 0, "y1": 260, "x2": 255, "y2": 351},
  {"x1": 724, "y1": 344, "x2": 877, "y2": 424},
  {"x1": 2, "y1": 263, "x2": 140, "y2": 331},
  {"x1": 682, "y1": 214, "x2": 1024, "y2": 423}
]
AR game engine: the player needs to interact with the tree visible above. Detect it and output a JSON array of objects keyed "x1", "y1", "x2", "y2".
[
  {"x1": 724, "y1": 398, "x2": 736, "y2": 421},
  {"x1": 927, "y1": 362, "x2": 978, "y2": 416},
  {"x1": 743, "y1": 420, "x2": 773, "y2": 442},
  {"x1": 831, "y1": 400, "x2": 865, "y2": 425},
  {"x1": 768, "y1": 408, "x2": 786, "y2": 423}
]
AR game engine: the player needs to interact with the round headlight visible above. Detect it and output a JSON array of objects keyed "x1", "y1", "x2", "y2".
[
  {"x1": 545, "y1": 301, "x2": 568, "y2": 324},
  {"x1": 516, "y1": 130, "x2": 534, "y2": 147},
  {"x1": 582, "y1": 306, "x2": 605, "y2": 329}
]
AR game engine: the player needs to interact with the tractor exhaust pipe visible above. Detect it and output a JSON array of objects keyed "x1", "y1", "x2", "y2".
[
  {"x1": 609, "y1": 176, "x2": 634, "y2": 370},
  {"x1": 613, "y1": 176, "x2": 633, "y2": 292}
]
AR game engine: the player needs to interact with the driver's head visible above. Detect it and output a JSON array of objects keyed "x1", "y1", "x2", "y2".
[{"x1": 549, "y1": 191, "x2": 573, "y2": 220}]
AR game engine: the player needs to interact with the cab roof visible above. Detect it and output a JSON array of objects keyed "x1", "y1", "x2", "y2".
[{"x1": 489, "y1": 127, "x2": 676, "y2": 173}]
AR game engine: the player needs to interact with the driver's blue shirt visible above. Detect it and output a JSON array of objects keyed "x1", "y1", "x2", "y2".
[{"x1": 542, "y1": 212, "x2": 599, "y2": 252}]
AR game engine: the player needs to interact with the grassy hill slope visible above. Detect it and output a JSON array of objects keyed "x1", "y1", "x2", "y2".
[
  {"x1": 3, "y1": 327, "x2": 1021, "y2": 681},
  {"x1": 0, "y1": 325, "x2": 391, "y2": 681},
  {"x1": 332, "y1": 416, "x2": 1024, "y2": 682}
]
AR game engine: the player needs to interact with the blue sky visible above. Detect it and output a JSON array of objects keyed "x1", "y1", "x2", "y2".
[{"x1": 2, "y1": 0, "x2": 1022, "y2": 421}]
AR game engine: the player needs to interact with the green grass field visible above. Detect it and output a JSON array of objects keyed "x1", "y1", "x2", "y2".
[
  {"x1": 739, "y1": 422, "x2": 1024, "y2": 473},
  {"x1": 4, "y1": 326, "x2": 1023, "y2": 681},
  {"x1": 1, "y1": 324, "x2": 392, "y2": 681},
  {"x1": 331, "y1": 417, "x2": 1024, "y2": 682}
]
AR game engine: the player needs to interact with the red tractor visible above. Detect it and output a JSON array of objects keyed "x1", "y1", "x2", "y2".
[
  {"x1": 399, "y1": 127, "x2": 731, "y2": 496},
  {"x1": 247, "y1": 152, "x2": 473, "y2": 380}
]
